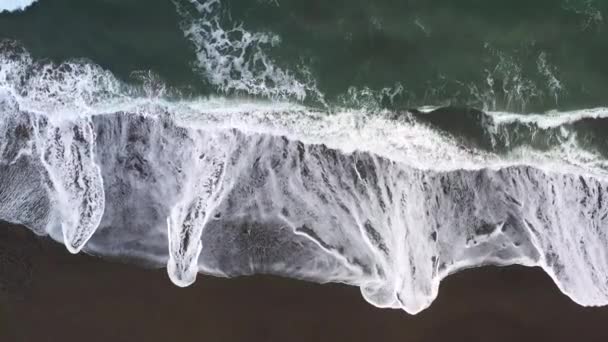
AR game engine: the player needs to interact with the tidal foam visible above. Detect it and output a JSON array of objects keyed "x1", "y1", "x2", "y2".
[{"x1": 1, "y1": 46, "x2": 608, "y2": 314}]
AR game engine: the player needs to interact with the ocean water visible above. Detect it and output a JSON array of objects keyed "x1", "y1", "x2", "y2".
[{"x1": 0, "y1": 0, "x2": 607, "y2": 314}]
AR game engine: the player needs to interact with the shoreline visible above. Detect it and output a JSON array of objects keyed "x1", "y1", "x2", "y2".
[{"x1": 2, "y1": 223, "x2": 608, "y2": 341}]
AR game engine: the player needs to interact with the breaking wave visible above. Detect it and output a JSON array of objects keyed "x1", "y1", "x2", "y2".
[{"x1": 1, "y1": 43, "x2": 608, "y2": 314}]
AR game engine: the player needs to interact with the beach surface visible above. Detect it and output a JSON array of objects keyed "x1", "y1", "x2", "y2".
[{"x1": 1, "y1": 222, "x2": 608, "y2": 342}]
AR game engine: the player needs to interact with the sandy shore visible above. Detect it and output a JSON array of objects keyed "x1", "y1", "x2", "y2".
[{"x1": 1, "y1": 222, "x2": 608, "y2": 342}]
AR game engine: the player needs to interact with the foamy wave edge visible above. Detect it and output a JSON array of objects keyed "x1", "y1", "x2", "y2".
[{"x1": 1, "y1": 46, "x2": 608, "y2": 315}]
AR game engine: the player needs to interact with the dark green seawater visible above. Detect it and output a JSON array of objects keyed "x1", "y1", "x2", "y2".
[{"x1": 1, "y1": 0, "x2": 606, "y2": 112}]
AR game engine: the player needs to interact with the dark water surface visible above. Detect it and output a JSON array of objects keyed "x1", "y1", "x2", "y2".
[
  {"x1": 1, "y1": 225, "x2": 608, "y2": 342},
  {"x1": 1, "y1": 0, "x2": 607, "y2": 110}
]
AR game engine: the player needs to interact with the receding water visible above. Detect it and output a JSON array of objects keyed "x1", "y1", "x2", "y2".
[{"x1": 0, "y1": 0, "x2": 607, "y2": 314}]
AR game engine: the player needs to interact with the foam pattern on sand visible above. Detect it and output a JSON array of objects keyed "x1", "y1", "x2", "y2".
[{"x1": 1, "y1": 46, "x2": 608, "y2": 314}]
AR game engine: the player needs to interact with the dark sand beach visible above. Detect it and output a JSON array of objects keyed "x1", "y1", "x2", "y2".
[
  {"x1": 2, "y1": 1, "x2": 608, "y2": 341},
  {"x1": 1, "y1": 222, "x2": 608, "y2": 342}
]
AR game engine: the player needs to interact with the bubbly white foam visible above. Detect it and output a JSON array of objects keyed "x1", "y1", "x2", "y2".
[
  {"x1": 0, "y1": 0, "x2": 38, "y2": 12},
  {"x1": 489, "y1": 107, "x2": 608, "y2": 128},
  {"x1": 468, "y1": 45, "x2": 567, "y2": 113},
  {"x1": 1, "y1": 44, "x2": 606, "y2": 179},
  {"x1": 174, "y1": 0, "x2": 324, "y2": 103},
  {"x1": 2, "y1": 45, "x2": 608, "y2": 315}
]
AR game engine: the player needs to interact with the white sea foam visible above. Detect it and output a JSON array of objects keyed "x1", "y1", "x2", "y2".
[
  {"x1": 489, "y1": 107, "x2": 608, "y2": 128},
  {"x1": 174, "y1": 0, "x2": 324, "y2": 104},
  {"x1": 468, "y1": 45, "x2": 567, "y2": 113},
  {"x1": 0, "y1": 0, "x2": 37, "y2": 12},
  {"x1": 1, "y1": 46, "x2": 608, "y2": 314},
  {"x1": 2, "y1": 44, "x2": 605, "y2": 177}
]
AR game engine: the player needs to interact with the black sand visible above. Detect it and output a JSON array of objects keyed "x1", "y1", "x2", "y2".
[{"x1": 1, "y1": 223, "x2": 608, "y2": 342}]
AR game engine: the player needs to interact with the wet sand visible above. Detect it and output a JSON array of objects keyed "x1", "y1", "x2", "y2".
[{"x1": 1, "y1": 223, "x2": 608, "y2": 342}]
